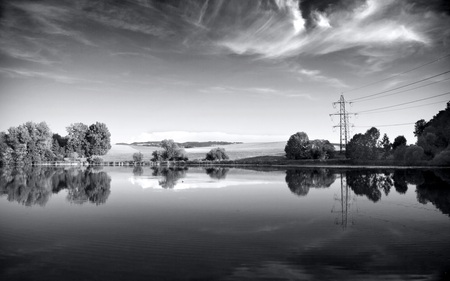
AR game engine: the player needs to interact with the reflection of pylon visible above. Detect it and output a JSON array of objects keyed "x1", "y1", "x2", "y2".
[
  {"x1": 331, "y1": 173, "x2": 355, "y2": 229},
  {"x1": 330, "y1": 95, "x2": 355, "y2": 153}
]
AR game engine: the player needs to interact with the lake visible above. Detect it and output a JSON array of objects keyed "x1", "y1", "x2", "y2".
[{"x1": 1, "y1": 166, "x2": 449, "y2": 280}]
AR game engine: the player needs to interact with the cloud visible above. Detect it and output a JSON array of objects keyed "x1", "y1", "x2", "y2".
[
  {"x1": 200, "y1": 85, "x2": 314, "y2": 99},
  {"x1": 0, "y1": 67, "x2": 102, "y2": 84},
  {"x1": 297, "y1": 68, "x2": 349, "y2": 88},
  {"x1": 215, "y1": 0, "x2": 444, "y2": 63},
  {"x1": 129, "y1": 131, "x2": 289, "y2": 143}
]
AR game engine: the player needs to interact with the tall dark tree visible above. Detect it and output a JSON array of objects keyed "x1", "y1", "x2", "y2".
[
  {"x1": 346, "y1": 127, "x2": 380, "y2": 160},
  {"x1": 392, "y1": 135, "x2": 407, "y2": 150}
]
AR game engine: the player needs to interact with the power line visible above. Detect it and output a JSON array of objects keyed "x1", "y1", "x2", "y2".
[
  {"x1": 356, "y1": 100, "x2": 449, "y2": 115},
  {"x1": 344, "y1": 52, "x2": 450, "y2": 94},
  {"x1": 349, "y1": 70, "x2": 450, "y2": 102},
  {"x1": 352, "y1": 77, "x2": 450, "y2": 103},
  {"x1": 353, "y1": 122, "x2": 415, "y2": 128},
  {"x1": 355, "y1": 92, "x2": 450, "y2": 113}
]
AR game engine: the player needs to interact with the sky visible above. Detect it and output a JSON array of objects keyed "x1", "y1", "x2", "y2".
[{"x1": 0, "y1": 0, "x2": 449, "y2": 144}]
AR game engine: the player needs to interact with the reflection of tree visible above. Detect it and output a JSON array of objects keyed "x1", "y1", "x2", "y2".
[
  {"x1": 346, "y1": 170, "x2": 393, "y2": 202},
  {"x1": 66, "y1": 170, "x2": 111, "y2": 205},
  {"x1": 285, "y1": 169, "x2": 336, "y2": 196},
  {"x1": 0, "y1": 167, "x2": 111, "y2": 206},
  {"x1": 416, "y1": 170, "x2": 450, "y2": 216},
  {"x1": 393, "y1": 170, "x2": 408, "y2": 194},
  {"x1": 133, "y1": 166, "x2": 143, "y2": 176},
  {"x1": 151, "y1": 167, "x2": 188, "y2": 189},
  {"x1": 205, "y1": 167, "x2": 229, "y2": 180}
]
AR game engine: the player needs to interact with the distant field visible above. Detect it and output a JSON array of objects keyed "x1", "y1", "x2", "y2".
[{"x1": 102, "y1": 142, "x2": 287, "y2": 161}]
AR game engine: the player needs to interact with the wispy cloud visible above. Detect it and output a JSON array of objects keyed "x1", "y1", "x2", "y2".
[
  {"x1": 297, "y1": 68, "x2": 349, "y2": 88},
  {"x1": 216, "y1": 0, "x2": 439, "y2": 62},
  {"x1": 200, "y1": 86, "x2": 313, "y2": 100},
  {"x1": 0, "y1": 67, "x2": 103, "y2": 85}
]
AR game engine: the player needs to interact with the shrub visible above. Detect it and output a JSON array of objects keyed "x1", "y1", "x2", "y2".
[
  {"x1": 132, "y1": 152, "x2": 143, "y2": 162},
  {"x1": 205, "y1": 147, "x2": 229, "y2": 161},
  {"x1": 285, "y1": 132, "x2": 310, "y2": 160},
  {"x1": 92, "y1": 157, "x2": 103, "y2": 165},
  {"x1": 431, "y1": 150, "x2": 450, "y2": 166},
  {"x1": 404, "y1": 145, "x2": 425, "y2": 164}
]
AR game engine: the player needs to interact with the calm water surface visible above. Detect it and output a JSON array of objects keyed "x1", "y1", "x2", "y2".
[{"x1": 1, "y1": 166, "x2": 449, "y2": 280}]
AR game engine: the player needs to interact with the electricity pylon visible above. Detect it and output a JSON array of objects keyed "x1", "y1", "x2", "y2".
[{"x1": 330, "y1": 94, "x2": 354, "y2": 153}]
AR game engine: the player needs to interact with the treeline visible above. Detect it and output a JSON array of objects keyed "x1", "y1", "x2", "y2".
[
  {"x1": 345, "y1": 102, "x2": 450, "y2": 165},
  {"x1": 0, "y1": 121, "x2": 111, "y2": 166},
  {"x1": 284, "y1": 132, "x2": 335, "y2": 160}
]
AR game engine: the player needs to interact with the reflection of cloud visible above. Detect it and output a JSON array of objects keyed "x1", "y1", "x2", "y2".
[{"x1": 128, "y1": 176, "x2": 275, "y2": 190}]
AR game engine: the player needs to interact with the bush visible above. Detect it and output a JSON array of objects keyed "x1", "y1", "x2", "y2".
[
  {"x1": 285, "y1": 132, "x2": 310, "y2": 160},
  {"x1": 91, "y1": 157, "x2": 103, "y2": 165},
  {"x1": 132, "y1": 152, "x2": 143, "y2": 162},
  {"x1": 205, "y1": 148, "x2": 229, "y2": 161},
  {"x1": 404, "y1": 145, "x2": 425, "y2": 164},
  {"x1": 431, "y1": 150, "x2": 450, "y2": 166},
  {"x1": 309, "y1": 139, "x2": 335, "y2": 160}
]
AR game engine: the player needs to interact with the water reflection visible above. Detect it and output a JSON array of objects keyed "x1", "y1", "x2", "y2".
[
  {"x1": 285, "y1": 169, "x2": 336, "y2": 196},
  {"x1": 0, "y1": 167, "x2": 111, "y2": 206},
  {"x1": 416, "y1": 170, "x2": 450, "y2": 216},
  {"x1": 205, "y1": 167, "x2": 229, "y2": 180},
  {"x1": 151, "y1": 167, "x2": 188, "y2": 189},
  {"x1": 346, "y1": 170, "x2": 393, "y2": 202}
]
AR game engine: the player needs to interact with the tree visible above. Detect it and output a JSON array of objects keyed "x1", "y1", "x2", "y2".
[
  {"x1": 66, "y1": 123, "x2": 89, "y2": 157},
  {"x1": 151, "y1": 140, "x2": 188, "y2": 161},
  {"x1": 414, "y1": 119, "x2": 427, "y2": 137},
  {"x1": 85, "y1": 122, "x2": 111, "y2": 158},
  {"x1": 404, "y1": 145, "x2": 425, "y2": 164},
  {"x1": 285, "y1": 132, "x2": 310, "y2": 160},
  {"x1": 378, "y1": 133, "x2": 392, "y2": 159},
  {"x1": 133, "y1": 152, "x2": 143, "y2": 162},
  {"x1": 392, "y1": 135, "x2": 407, "y2": 150},
  {"x1": 309, "y1": 139, "x2": 335, "y2": 160},
  {"x1": 346, "y1": 127, "x2": 380, "y2": 160},
  {"x1": 205, "y1": 147, "x2": 229, "y2": 161}
]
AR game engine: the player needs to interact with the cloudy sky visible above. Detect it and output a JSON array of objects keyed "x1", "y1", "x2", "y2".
[{"x1": 1, "y1": 0, "x2": 449, "y2": 144}]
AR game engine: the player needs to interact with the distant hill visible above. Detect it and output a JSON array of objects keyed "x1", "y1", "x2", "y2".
[{"x1": 116, "y1": 141, "x2": 243, "y2": 148}]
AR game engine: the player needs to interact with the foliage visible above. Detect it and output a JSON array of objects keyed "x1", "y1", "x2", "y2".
[
  {"x1": 0, "y1": 121, "x2": 111, "y2": 166},
  {"x1": 431, "y1": 149, "x2": 450, "y2": 166},
  {"x1": 346, "y1": 127, "x2": 380, "y2": 160},
  {"x1": 151, "y1": 139, "x2": 188, "y2": 161},
  {"x1": 392, "y1": 135, "x2": 407, "y2": 150},
  {"x1": 132, "y1": 152, "x2": 144, "y2": 162},
  {"x1": 285, "y1": 132, "x2": 310, "y2": 160},
  {"x1": 309, "y1": 139, "x2": 335, "y2": 160},
  {"x1": 205, "y1": 147, "x2": 229, "y2": 161},
  {"x1": 404, "y1": 145, "x2": 425, "y2": 164},
  {"x1": 378, "y1": 133, "x2": 391, "y2": 159},
  {"x1": 85, "y1": 122, "x2": 111, "y2": 158},
  {"x1": 91, "y1": 157, "x2": 104, "y2": 165},
  {"x1": 416, "y1": 102, "x2": 450, "y2": 160},
  {"x1": 151, "y1": 167, "x2": 188, "y2": 189},
  {"x1": 0, "y1": 122, "x2": 53, "y2": 166}
]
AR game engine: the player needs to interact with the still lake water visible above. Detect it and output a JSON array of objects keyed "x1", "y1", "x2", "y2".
[{"x1": 1, "y1": 166, "x2": 449, "y2": 281}]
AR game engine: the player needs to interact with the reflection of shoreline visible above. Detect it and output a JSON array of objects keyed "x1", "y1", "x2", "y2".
[{"x1": 0, "y1": 167, "x2": 111, "y2": 206}]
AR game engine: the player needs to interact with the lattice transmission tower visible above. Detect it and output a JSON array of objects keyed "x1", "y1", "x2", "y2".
[{"x1": 330, "y1": 95, "x2": 354, "y2": 153}]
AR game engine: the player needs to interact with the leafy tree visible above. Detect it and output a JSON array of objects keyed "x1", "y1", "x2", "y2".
[
  {"x1": 85, "y1": 122, "x2": 111, "y2": 158},
  {"x1": 416, "y1": 102, "x2": 450, "y2": 160},
  {"x1": 152, "y1": 139, "x2": 188, "y2": 161},
  {"x1": 414, "y1": 119, "x2": 427, "y2": 137},
  {"x1": 205, "y1": 147, "x2": 229, "y2": 161},
  {"x1": 132, "y1": 152, "x2": 144, "y2": 162},
  {"x1": 392, "y1": 135, "x2": 407, "y2": 150},
  {"x1": 378, "y1": 133, "x2": 391, "y2": 159},
  {"x1": 346, "y1": 127, "x2": 380, "y2": 160},
  {"x1": 285, "y1": 132, "x2": 310, "y2": 160},
  {"x1": 404, "y1": 145, "x2": 425, "y2": 164},
  {"x1": 66, "y1": 123, "x2": 89, "y2": 157},
  {"x1": 309, "y1": 139, "x2": 335, "y2": 160}
]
